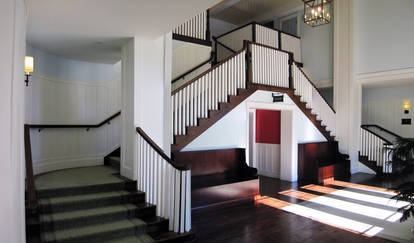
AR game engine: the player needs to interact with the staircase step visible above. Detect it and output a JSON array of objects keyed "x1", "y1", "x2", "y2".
[
  {"x1": 41, "y1": 219, "x2": 146, "y2": 243},
  {"x1": 39, "y1": 190, "x2": 145, "y2": 213},
  {"x1": 103, "y1": 234, "x2": 155, "y2": 243},
  {"x1": 40, "y1": 204, "x2": 140, "y2": 231},
  {"x1": 145, "y1": 217, "x2": 169, "y2": 234},
  {"x1": 149, "y1": 230, "x2": 195, "y2": 243},
  {"x1": 37, "y1": 181, "x2": 137, "y2": 199},
  {"x1": 105, "y1": 156, "x2": 121, "y2": 170}
]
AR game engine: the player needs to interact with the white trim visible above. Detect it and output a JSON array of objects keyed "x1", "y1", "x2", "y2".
[{"x1": 356, "y1": 67, "x2": 414, "y2": 87}]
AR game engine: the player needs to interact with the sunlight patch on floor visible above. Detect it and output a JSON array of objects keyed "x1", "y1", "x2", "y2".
[{"x1": 255, "y1": 180, "x2": 413, "y2": 242}]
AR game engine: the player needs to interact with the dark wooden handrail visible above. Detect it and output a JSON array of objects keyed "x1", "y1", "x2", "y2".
[
  {"x1": 136, "y1": 127, "x2": 189, "y2": 171},
  {"x1": 361, "y1": 124, "x2": 401, "y2": 145},
  {"x1": 26, "y1": 111, "x2": 121, "y2": 129},
  {"x1": 172, "y1": 53, "x2": 214, "y2": 84},
  {"x1": 293, "y1": 62, "x2": 336, "y2": 114},
  {"x1": 215, "y1": 38, "x2": 237, "y2": 54},
  {"x1": 171, "y1": 48, "x2": 246, "y2": 95},
  {"x1": 24, "y1": 110, "x2": 121, "y2": 209},
  {"x1": 215, "y1": 21, "x2": 301, "y2": 40},
  {"x1": 248, "y1": 41, "x2": 295, "y2": 56}
]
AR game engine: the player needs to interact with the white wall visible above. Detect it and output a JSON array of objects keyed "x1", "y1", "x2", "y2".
[
  {"x1": 299, "y1": 11, "x2": 334, "y2": 84},
  {"x1": 210, "y1": 17, "x2": 238, "y2": 40},
  {"x1": 26, "y1": 45, "x2": 120, "y2": 83},
  {"x1": 25, "y1": 46, "x2": 122, "y2": 174},
  {"x1": 182, "y1": 90, "x2": 326, "y2": 181},
  {"x1": 355, "y1": 0, "x2": 414, "y2": 74},
  {"x1": 362, "y1": 85, "x2": 414, "y2": 138},
  {"x1": 121, "y1": 34, "x2": 172, "y2": 180},
  {"x1": 172, "y1": 40, "x2": 211, "y2": 90},
  {"x1": 0, "y1": 0, "x2": 26, "y2": 242}
]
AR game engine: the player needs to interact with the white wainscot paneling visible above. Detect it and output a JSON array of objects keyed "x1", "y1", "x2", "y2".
[
  {"x1": 172, "y1": 41, "x2": 211, "y2": 81},
  {"x1": 26, "y1": 73, "x2": 121, "y2": 174},
  {"x1": 362, "y1": 98, "x2": 414, "y2": 138},
  {"x1": 254, "y1": 143, "x2": 280, "y2": 178}
]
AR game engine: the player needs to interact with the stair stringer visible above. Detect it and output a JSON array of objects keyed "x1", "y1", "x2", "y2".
[{"x1": 172, "y1": 84, "x2": 335, "y2": 153}]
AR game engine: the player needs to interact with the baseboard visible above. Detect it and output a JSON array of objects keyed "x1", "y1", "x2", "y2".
[
  {"x1": 258, "y1": 170, "x2": 280, "y2": 178},
  {"x1": 34, "y1": 156, "x2": 104, "y2": 175}
]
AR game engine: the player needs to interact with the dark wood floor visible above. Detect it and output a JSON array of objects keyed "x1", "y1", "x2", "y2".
[{"x1": 192, "y1": 173, "x2": 398, "y2": 243}]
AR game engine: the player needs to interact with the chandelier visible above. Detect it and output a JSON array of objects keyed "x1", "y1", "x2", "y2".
[{"x1": 303, "y1": 0, "x2": 332, "y2": 27}]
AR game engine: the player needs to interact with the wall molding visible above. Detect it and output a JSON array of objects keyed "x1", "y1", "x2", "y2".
[
  {"x1": 32, "y1": 72, "x2": 120, "y2": 87},
  {"x1": 356, "y1": 67, "x2": 414, "y2": 86}
]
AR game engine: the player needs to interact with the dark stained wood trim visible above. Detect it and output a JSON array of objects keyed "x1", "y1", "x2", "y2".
[
  {"x1": 172, "y1": 55, "x2": 213, "y2": 84},
  {"x1": 360, "y1": 125, "x2": 395, "y2": 145},
  {"x1": 26, "y1": 111, "x2": 121, "y2": 129},
  {"x1": 278, "y1": 31, "x2": 282, "y2": 49},
  {"x1": 136, "y1": 127, "x2": 189, "y2": 171},
  {"x1": 358, "y1": 154, "x2": 384, "y2": 175},
  {"x1": 172, "y1": 88, "x2": 257, "y2": 152},
  {"x1": 288, "y1": 53, "x2": 294, "y2": 89},
  {"x1": 295, "y1": 61, "x2": 304, "y2": 68},
  {"x1": 248, "y1": 41, "x2": 294, "y2": 56},
  {"x1": 252, "y1": 23, "x2": 256, "y2": 42},
  {"x1": 25, "y1": 125, "x2": 37, "y2": 210},
  {"x1": 215, "y1": 21, "x2": 301, "y2": 40},
  {"x1": 172, "y1": 48, "x2": 246, "y2": 95},
  {"x1": 206, "y1": 9, "x2": 211, "y2": 41},
  {"x1": 361, "y1": 124, "x2": 401, "y2": 139},
  {"x1": 24, "y1": 111, "x2": 122, "y2": 209},
  {"x1": 215, "y1": 39, "x2": 237, "y2": 54},
  {"x1": 244, "y1": 40, "x2": 252, "y2": 86},
  {"x1": 293, "y1": 62, "x2": 336, "y2": 113},
  {"x1": 215, "y1": 22, "x2": 254, "y2": 39},
  {"x1": 248, "y1": 84, "x2": 335, "y2": 141},
  {"x1": 255, "y1": 22, "x2": 301, "y2": 39},
  {"x1": 173, "y1": 33, "x2": 212, "y2": 47}
]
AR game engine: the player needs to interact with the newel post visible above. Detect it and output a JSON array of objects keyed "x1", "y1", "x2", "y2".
[
  {"x1": 288, "y1": 53, "x2": 294, "y2": 89},
  {"x1": 244, "y1": 40, "x2": 252, "y2": 88},
  {"x1": 24, "y1": 125, "x2": 37, "y2": 210}
]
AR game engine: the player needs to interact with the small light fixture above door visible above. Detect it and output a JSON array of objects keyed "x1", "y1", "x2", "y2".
[{"x1": 303, "y1": 0, "x2": 332, "y2": 27}]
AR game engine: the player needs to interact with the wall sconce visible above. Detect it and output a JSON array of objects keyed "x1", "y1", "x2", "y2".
[
  {"x1": 24, "y1": 56, "x2": 34, "y2": 86},
  {"x1": 403, "y1": 103, "x2": 410, "y2": 114}
]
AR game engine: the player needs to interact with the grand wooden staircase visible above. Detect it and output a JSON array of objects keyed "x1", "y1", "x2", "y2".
[{"x1": 171, "y1": 41, "x2": 336, "y2": 153}]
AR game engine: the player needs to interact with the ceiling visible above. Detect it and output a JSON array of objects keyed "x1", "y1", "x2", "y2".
[
  {"x1": 26, "y1": 0, "x2": 220, "y2": 64},
  {"x1": 211, "y1": 0, "x2": 302, "y2": 25}
]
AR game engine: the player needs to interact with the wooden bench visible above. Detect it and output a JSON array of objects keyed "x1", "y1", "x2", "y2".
[
  {"x1": 173, "y1": 148, "x2": 257, "y2": 189},
  {"x1": 298, "y1": 141, "x2": 350, "y2": 184}
]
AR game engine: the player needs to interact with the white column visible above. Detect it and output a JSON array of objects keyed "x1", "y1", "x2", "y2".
[
  {"x1": 0, "y1": 0, "x2": 26, "y2": 242},
  {"x1": 333, "y1": 0, "x2": 361, "y2": 173},
  {"x1": 121, "y1": 33, "x2": 173, "y2": 179},
  {"x1": 280, "y1": 110, "x2": 296, "y2": 181}
]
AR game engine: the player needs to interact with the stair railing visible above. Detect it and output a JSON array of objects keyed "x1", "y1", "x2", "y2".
[
  {"x1": 292, "y1": 62, "x2": 336, "y2": 136},
  {"x1": 173, "y1": 10, "x2": 210, "y2": 43},
  {"x1": 250, "y1": 42, "x2": 290, "y2": 88},
  {"x1": 360, "y1": 125, "x2": 393, "y2": 173},
  {"x1": 136, "y1": 127, "x2": 191, "y2": 233},
  {"x1": 170, "y1": 41, "x2": 337, "y2": 148},
  {"x1": 24, "y1": 111, "x2": 121, "y2": 210},
  {"x1": 171, "y1": 48, "x2": 246, "y2": 141},
  {"x1": 215, "y1": 22, "x2": 301, "y2": 63}
]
